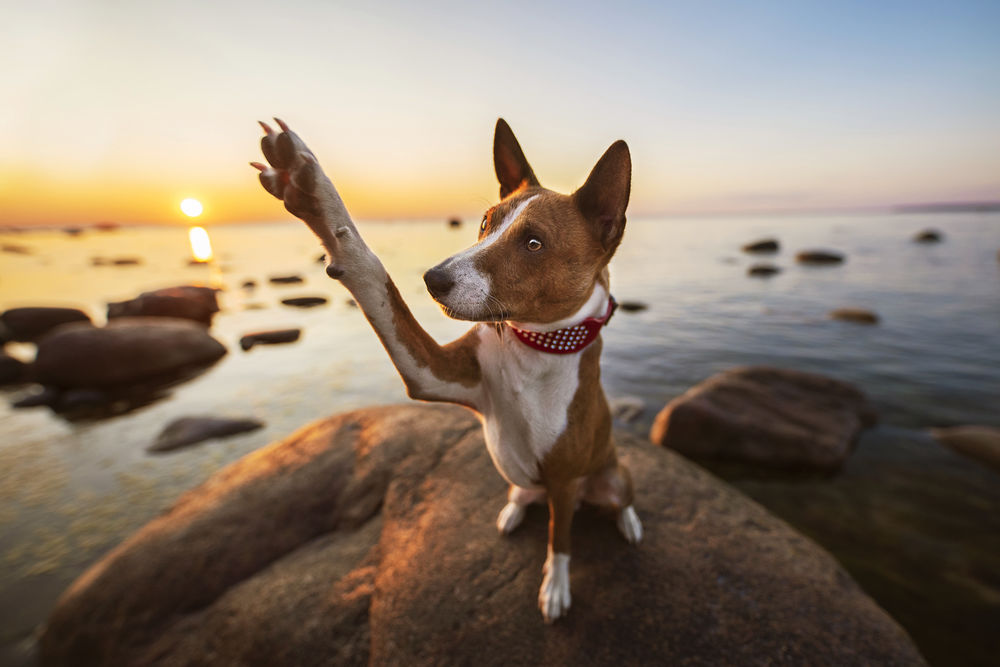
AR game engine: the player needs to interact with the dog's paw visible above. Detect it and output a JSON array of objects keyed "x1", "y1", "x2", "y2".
[
  {"x1": 538, "y1": 552, "x2": 571, "y2": 623},
  {"x1": 496, "y1": 502, "x2": 527, "y2": 535},
  {"x1": 617, "y1": 505, "x2": 643, "y2": 544}
]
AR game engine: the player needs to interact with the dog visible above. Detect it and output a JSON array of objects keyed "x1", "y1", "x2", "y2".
[{"x1": 252, "y1": 118, "x2": 642, "y2": 623}]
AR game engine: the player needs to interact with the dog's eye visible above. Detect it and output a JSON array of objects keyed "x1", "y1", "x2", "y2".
[
  {"x1": 526, "y1": 237, "x2": 543, "y2": 252},
  {"x1": 480, "y1": 216, "x2": 488, "y2": 233}
]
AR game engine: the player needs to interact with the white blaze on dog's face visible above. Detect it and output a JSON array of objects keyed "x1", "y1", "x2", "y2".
[{"x1": 423, "y1": 119, "x2": 632, "y2": 325}]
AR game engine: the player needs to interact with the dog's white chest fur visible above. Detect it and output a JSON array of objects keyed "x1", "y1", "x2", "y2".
[{"x1": 474, "y1": 325, "x2": 580, "y2": 488}]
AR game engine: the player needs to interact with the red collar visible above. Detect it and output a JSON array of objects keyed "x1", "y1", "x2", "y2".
[{"x1": 509, "y1": 297, "x2": 617, "y2": 354}]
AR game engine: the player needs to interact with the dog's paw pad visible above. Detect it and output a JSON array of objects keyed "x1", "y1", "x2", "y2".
[
  {"x1": 496, "y1": 502, "x2": 526, "y2": 535},
  {"x1": 538, "y1": 553, "x2": 571, "y2": 623},
  {"x1": 617, "y1": 505, "x2": 643, "y2": 544}
]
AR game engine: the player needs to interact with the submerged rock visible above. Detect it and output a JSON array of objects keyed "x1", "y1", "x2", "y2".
[
  {"x1": 269, "y1": 274, "x2": 304, "y2": 285},
  {"x1": 796, "y1": 250, "x2": 845, "y2": 265},
  {"x1": 742, "y1": 238, "x2": 780, "y2": 253},
  {"x1": 240, "y1": 329, "x2": 301, "y2": 351},
  {"x1": 108, "y1": 286, "x2": 219, "y2": 326},
  {"x1": 280, "y1": 296, "x2": 328, "y2": 308},
  {"x1": 748, "y1": 263, "x2": 781, "y2": 277},
  {"x1": 0, "y1": 307, "x2": 91, "y2": 342},
  {"x1": 0, "y1": 352, "x2": 27, "y2": 384},
  {"x1": 929, "y1": 425, "x2": 1000, "y2": 474},
  {"x1": 33, "y1": 317, "x2": 226, "y2": 389},
  {"x1": 617, "y1": 300, "x2": 648, "y2": 313},
  {"x1": 650, "y1": 366, "x2": 877, "y2": 471},
  {"x1": 448, "y1": 217, "x2": 462, "y2": 228},
  {"x1": 149, "y1": 416, "x2": 264, "y2": 453},
  {"x1": 609, "y1": 395, "x2": 645, "y2": 424},
  {"x1": 913, "y1": 229, "x2": 943, "y2": 243},
  {"x1": 829, "y1": 308, "x2": 880, "y2": 325},
  {"x1": 40, "y1": 404, "x2": 922, "y2": 666}
]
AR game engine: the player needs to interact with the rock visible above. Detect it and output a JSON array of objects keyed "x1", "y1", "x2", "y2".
[
  {"x1": 94, "y1": 222, "x2": 119, "y2": 232},
  {"x1": 0, "y1": 307, "x2": 91, "y2": 342},
  {"x1": 742, "y1": 238, "x2": 779, "y2": 253},
  {"x1": 269, "y1": 275, "x2": 304, "y2": 285},
  {"x1": 617, "y1": 300, "x2": 647, "y2": 313},
  {"x1": 796, "y1": 250, "x2": 845, "y2": 265},
  {"x1": 1, "y1": 243, "x2": 31, "y2": 255},
  {"x1": 149, "y1": 416, "x2": 264, "y2": 453},
  {"x1": 609, "y1": 396, "x2": 645, "y2": 424},
  {"x1": 90, "y1": 257, "x2": 108, "y2": 266},
  {"x1": 107, "y1": 285, "x2": 219, "y2": 326},
  {"x1": 40, "y1": 404, "x2": 923, "y2": 667},
  {"x1": 929, "y1": 426, "x2": 1000, "y2": 474},
  {"x1": 913, "y1": 229, "x2": 943, "y2": 243},
  {"x1": 829, "y1": 308, "x2": 880, "y2": 325},
  {"x1": 315, "y1": 253, "x2": 326, "y2": 264},
  {"x1": 111, "y1": 258, "x2": 142, "y2": 266},
  {"x1": 650, "y1": 366, "x2": 877, "y2": 471},
  {"x1": 448, "y1": 217, "x2": 462, "y2": 228},
  {"x1": 748, "y1": 263, "x2": 781, "y2": 277},
  {"x1": 63, "y1": 227, "x2": 84, "y2": 237},
  {"x1": 0, "y1": 353, "x2": 28, "y2": 384},
  {"x1": 240, "y1": 329, "x2": 301, "y2": 351},
  {"x1": 33, "y1": 317, "x2": 226, "y2": 389},
  {"x1": 280, "y1": 296, "x2": 328, "y2": 308},
  {"x1": 56, "y1": 389, "x2": 110, "y2": 412},
  {"x1": 240, "y1": 279, "x2": 257, "y2": 289},
  {"x1": 346, "y1": 298, "x2": 358, "y2": 308}
]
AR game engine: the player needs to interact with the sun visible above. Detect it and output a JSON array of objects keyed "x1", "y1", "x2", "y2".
[{"x1": 180, "y1": 198, "x2": 204, "y2": 218}]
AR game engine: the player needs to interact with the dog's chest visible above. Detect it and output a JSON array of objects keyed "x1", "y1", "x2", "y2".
[{"x1": 474, "y1": 326, "x2": 581, "y2": 488}]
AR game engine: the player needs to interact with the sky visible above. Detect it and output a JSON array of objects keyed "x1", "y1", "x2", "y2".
[{"x1": 1, "y1": 0, "x2": 998, "y2": 225}]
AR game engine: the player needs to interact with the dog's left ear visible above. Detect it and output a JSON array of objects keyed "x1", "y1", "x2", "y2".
[
  {"x1": 494, "y1": 118, "x2": 540, "y2": 199},
  {"x1": 573, "y1": 140, "x2": 631, "y2": 253}
]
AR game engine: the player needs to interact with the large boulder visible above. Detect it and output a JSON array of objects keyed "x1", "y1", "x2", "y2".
[
  {"x1": 107, "y1": 286, "x2": 219, "y2": 326},
  {"x1": 650, "y1": 366, "x2": 877, "y2": 471},
  {"x1": 0, "y1": 351, "x2": 28, "y2": 384},
  {"x1": 33, "y1": 317, "x2": 226, "y2": 389},
  {"x1": 40, "y1": 404, "x2": 922, "y2": 666},
  {"x1": 0, "y1": 307, "x2": 91, "y2": 342}
]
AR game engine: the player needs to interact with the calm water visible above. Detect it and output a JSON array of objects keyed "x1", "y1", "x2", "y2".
[{"x1": 1, "y1": 212, "x2": 998, "y2": 664}]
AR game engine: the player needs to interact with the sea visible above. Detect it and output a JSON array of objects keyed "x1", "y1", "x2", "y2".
[{"x1": 1, "y1": 211, "x2": 998, "y2": 666}]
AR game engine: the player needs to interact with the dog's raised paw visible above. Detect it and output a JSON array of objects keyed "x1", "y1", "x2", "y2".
[
  {"x1": 617, "y1": 505, "x2": 643, "y2": 544},
  {"x1": 496, "y1": 502, "x2": 526, "y2": 534},
  {"x1": 538, "y1": 552, "x2": 571, "y2": 623}
]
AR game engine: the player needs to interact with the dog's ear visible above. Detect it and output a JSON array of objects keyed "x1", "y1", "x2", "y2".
[
  {"x1": 494, "y1": 118, "x2": 540, "y2": 199},
  {"x1": 573, "y1": 140, "x2": 631, "y2": 253}
]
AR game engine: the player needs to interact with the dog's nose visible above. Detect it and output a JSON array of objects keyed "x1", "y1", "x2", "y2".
[{"x1": 423, "y1": 265, "x2": 455, "y2": 298}]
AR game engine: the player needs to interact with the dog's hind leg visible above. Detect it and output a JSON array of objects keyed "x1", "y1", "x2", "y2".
[
  {"x1": 496, "y1": 485, "x2": 546, "y2": 535},
  {"x1": 583, "y1": 462, "x2": 643, "y2": 544}
]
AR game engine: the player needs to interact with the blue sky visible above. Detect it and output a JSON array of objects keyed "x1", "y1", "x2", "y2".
[{"x1": 1, "y1": 0, "x2": 997, "y2": 223}]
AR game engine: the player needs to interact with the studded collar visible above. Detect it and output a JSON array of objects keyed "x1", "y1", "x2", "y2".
[{"x1": 508, "y1": 297, "x2": 617, "y2": 354}]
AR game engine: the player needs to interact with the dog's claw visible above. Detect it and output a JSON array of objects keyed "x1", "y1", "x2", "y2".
[
  {"x1": 249, "y1": 161, "x2": 267, "y2": 172},
  {"x1": 274, "y1": 117, "x2": 290, "y2": 132},
  {"x1": 259, "y1": 120, "x2": 274, "y2": 135}
]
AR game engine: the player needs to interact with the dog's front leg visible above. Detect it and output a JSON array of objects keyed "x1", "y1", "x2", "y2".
[
  {"x1": 539, "y1": 479, "x2": 579, "y2": 623},
  {"x1": 254, "y1": 120, "x2": 482, "y2": 409}
]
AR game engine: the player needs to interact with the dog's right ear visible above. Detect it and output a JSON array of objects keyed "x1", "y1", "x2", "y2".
[{"x1": 494, "y1": 118, "x2": 540, "y2": 199}]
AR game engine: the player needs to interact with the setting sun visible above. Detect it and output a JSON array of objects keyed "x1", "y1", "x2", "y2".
[{"x1": 180, "y1": 198, "x2": 204, "y2": 218}]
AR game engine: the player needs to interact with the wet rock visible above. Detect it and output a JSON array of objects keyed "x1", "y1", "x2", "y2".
[
  {"x1": 269, "y1": 275, "x2": 304, "y2": 285},
  {"x1": 913, "y1": 229, "x2": 943, "y2": 243},
  {"x1": 33, "y1": 317, "x2": 226, "y2": 389},
  {"x1": 108, "y1": 286, "x2": 219, "y2": 326},
  {"x1": 929, "y1": 426, "x2": 1000, "y2": 474},
  {"x1": 829, "y1": 308, "x2": 880, "y2": 325},
  {"x1": 742, "y1": 238, "x2": 779, "y2": 253},
  {"x1": 650, "y1": 366, "x2": 877, "y2": 471},
  {"x1": 280, "y1": 296, "x2": 328, "y2": 308},
  {"x1": 617, "y1": 300, "x2": 648, "y2": 313},
  {"x1": 609, "y1": 396, "x2": 645, "y2": 424},
  {"x1": 0, "y1": 353, "x2": 28, "y2": 385},
  {"x1": 240, "y1": 329, "x2": 301, "y2": 351},
  {"x1": 796, "y1": 250, "x2": 845, "y2": 265},
  {"x1": 748, "y1": 263, "x2": 781, "y2": 277},
  {"x1": 149, "y1": 416, "x2": 264, "y2": 453},
  {"x1": 40, "y1": 404, "x2": 923, "y2": 667},
  {"x1": 1, "y1": 243, "x2": 31, "y2": 255},
  {"x1": 0, "y1": 307, "x2": 91, "y2": 342}
]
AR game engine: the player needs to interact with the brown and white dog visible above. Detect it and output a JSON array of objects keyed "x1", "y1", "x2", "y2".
[{"x1": 252, "y1": 118, "x2": 642, "y2": 623}]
